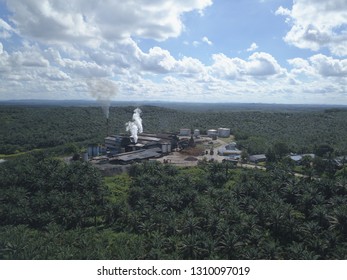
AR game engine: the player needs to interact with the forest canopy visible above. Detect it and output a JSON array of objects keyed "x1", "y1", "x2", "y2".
[
  {"x1": 1, "y1": 105, "x2": 347, "y2": 155},
  {"x1": 1, "y1": 104, "x2": 347, "y2": 259},
  {"x1": 1, "y1": 155, "x2": 347, "y2": 259}
]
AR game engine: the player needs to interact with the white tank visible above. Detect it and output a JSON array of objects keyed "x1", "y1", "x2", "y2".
[
  {"x1": 167, "y1": 143, "x2": 172, "y2": 152},
  {"x1": 180, "y1": 128, "x2": 191, "y2": 136},
  {"x1": 218, "y1": 128, "x2": 231, "y2": 138},
  {"x1": 207, "y1": 129, "x2": 218, "y2": 136},
  {"x1": 194, "y1": 129, "x2": 200, "y2": 136}
]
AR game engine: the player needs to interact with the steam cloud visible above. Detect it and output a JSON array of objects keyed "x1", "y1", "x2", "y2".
[
  {"x1": 126, "y1": 108, "x2": 143, "y2": 143},
  {"x1": 87, "y1": 78, "x2": 118, "y2": 119}
]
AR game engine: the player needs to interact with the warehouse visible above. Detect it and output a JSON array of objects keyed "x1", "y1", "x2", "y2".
[{"x1": 109, "y1": 148, "x2": 162, "y2": 164}]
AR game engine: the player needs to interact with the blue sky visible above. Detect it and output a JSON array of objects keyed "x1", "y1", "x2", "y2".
[{"x1": 0, "y1": 0, "x2": 346, "y2": 104}]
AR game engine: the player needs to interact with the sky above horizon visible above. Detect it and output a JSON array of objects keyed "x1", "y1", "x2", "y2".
[{"x1": 0, "y1": 0, "x2": 347, "y2": 104}]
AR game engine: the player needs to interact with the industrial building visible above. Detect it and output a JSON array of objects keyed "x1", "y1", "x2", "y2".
[
  {"x1": 218, "y1": 142, "x2": 241, "y2": 156},
  {"x1": 109, "y1": 148, "x2": 162, "y2": 165},
  {"x1": 249, "y1": 154, "x2": 267, "y2": 164},
  {"x1": 103, "y1": 132, "x2": 178, "y2": 162}
]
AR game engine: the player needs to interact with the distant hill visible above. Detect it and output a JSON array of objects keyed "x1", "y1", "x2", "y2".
[{"x1": 1, "y1": 99, "x2": 347, "y2": 112}]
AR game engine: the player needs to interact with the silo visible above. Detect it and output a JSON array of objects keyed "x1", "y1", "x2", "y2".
[
  {"x1": 161, "y1": 143, "x2": 168, "y2": 153},
  {"x1": 207, "y1": 129, "x2": 218, "y2": 136},
  {"x1": 167, "y1": 143, "x2": 172, "y2": 152},
  {"x1": 180, "y1": 128, "x2": 191, "y2": 136},
  {"x1": 218, "y1": 128, "x2": 231, "y2": 138},
  {"x1": 82, "y1": 152, "x2": 89, "y2": 162},
  {"x1": 194, "y1": 129, "x2": 200, "y2": 137}
]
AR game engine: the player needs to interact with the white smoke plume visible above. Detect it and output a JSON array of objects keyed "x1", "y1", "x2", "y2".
[
  {"x1": 126, "y1": 121, "x2": 139, "y2": 143},
  {"x1": 125, "y1": 108, "x2": 143, "y2": 143},
  {"x1": 133, "y1": 108, "x2": 143, "y2": 134},
  {"x1": 87, "y1": 78, "x2": 118, "y2": 119}
]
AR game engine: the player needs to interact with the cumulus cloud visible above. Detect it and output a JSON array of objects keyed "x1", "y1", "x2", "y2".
[
  {"x1": 276, "y1": 0, "x2": 347, "y2": 56},
  {"x1": 247, "y1": 42, "x2": 259, "y2": 52},
  {"x1": 5, "y1": 0, "x2": 212, "y2": 44},
  {"x1": 1, "y1": 0, "x2": 346, "y2": 104},
  {"x1": 210, "y1": 52, "x2": 284, "y2": 79},
  {"x1": 309, "y1": 54, "x2": 347, "y2": 77}
]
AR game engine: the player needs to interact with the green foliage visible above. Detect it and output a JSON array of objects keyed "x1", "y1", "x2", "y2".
[
  {"x1": 2, "y1": 157, "x2": 347, "y2": 259},
  {"x1": 104, "y1": 173, "x2": 131, "y2": 203},
  {"x1": 2, "y1": 105, "x2": 347, "y2": 260},
  {"x1": 0, "y1": 155, "x2": 108, "y2": 230},
  {"x1": 1, "y1": 106, "x2": 347, "y2": 155}
]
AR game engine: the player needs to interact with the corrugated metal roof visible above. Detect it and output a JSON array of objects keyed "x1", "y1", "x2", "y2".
[
  {"x1": 249, "y1": 154, "x2": 267, "y2": 161},
  {"x1": 111, "y1": 148, "x2": 162, "y2": 162}
]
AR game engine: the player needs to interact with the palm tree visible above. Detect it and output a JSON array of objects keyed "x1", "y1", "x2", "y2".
[
  {"x1": 217, "y1": 231, "x2": 243, "y2": 259},
  {"x1": 178, "y1": 234, "x2": 201, "y2": 259}
]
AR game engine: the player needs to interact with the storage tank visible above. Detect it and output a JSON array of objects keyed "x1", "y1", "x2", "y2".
[
  {"x1": 167, "y1": 143, "x2": 172, "y2": 153},
  {"x1": 194, "y1": 129, "x2": 200, "y2": 137},
  {"x1": 218, "y1": 128, "x2": 231, "y2": 138},
  {"x1": 82, "y1": 152, "x2": 89, "y2": 162},
  {"x1": 180, "y1": 128, "x2": 191, "y2": 136},
  {"x1": 161, "y1": 143, "x2": 168, "y2": 153},
  {"x1": 207, "y1": 129, "x2": 218, "y2": 136}
]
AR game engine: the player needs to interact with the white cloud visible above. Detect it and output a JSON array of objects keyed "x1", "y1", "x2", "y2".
[
  {"x1": 202, "y1": 36, "x2": 213, "y2": 45},
  {"x1": 288, "y1": 54, "x2": 347, "y2": 78},
  {"x1": 210, "y1": 52, "x2": 284, "y2": 79},
  {"x1": 6, "y1": 0, "x2": 212, "y2": 44},
  {"x1": 247, "y1": 42, "x2": 259, "y2": 52},
  {"x1": 192, "y1": 41, "x2": 200, "y2": 47},
  {"x1": 141, "y1": 47, "x2": 177, "y2": 73},
  {"x1": 309, "y1": 54, "x2": 347, "y2": 77},
  {"x1": 1, "y1": 0, "x2": 346, "y2": 104},
  {"x1": 276, "y1": 0, "x2": 347, "y2": 56},
  {"x1": 0, "y1": 18, "x2": 15, "y2": 38},
  {"x1": 275, "y1": 6, "x2": 291, "y2": 17}
]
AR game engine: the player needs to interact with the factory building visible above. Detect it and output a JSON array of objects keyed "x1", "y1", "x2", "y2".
[
  {"x1": 109, "y1": 148, "x2": 162, "y2": 165},
  {"x1": 218, "y1": 142, "x2": 241, "y2": 156},
  {"x1": 104, "y1": 133, "x2": 177, "y2": 159},
  {"x1": 249, "y1": 154, "x2": 267, "y2": 164}
]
